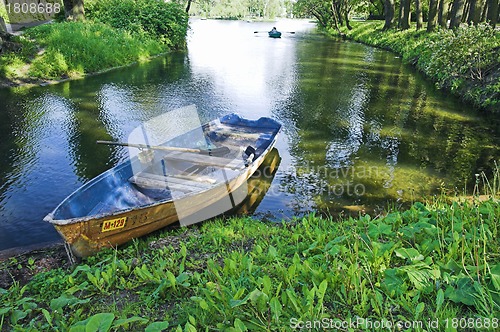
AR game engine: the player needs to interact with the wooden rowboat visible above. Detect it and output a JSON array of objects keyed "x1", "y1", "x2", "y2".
[{"x1": 44, "y1": 114, "x2": 282, "y2": 257}]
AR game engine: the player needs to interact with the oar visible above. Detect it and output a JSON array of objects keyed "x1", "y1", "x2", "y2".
[{"x1": 96, "y1": 140, "x2": 230, "y2": 156}]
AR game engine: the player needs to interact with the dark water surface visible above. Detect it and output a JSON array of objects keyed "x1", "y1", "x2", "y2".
[{"x1": 0, "y1": 19, "x2": 498, "y2": 251}]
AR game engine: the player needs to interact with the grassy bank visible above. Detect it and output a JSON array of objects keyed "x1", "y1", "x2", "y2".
[
  {"x1": 1, "y1": 21, "x2": 166, "y2": 82},
  {"x1": 0, "y1": 0, "x2": 188, "y2": 86},
  {"x1": 1, "y1": 198, "x2": 499, "y2": 330},
  {"x1": 338, "y1": 21, "x2": 500, "y2": 113}
]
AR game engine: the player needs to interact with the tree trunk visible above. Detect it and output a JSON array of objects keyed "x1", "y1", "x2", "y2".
[
  {"x1": 0, "y1": 17, "x2": 5, "y2": 53},
  {"x1": 438, "y1": 0, "x2": 448, "y2": 27},
  {"x1": 486, "y1": 0, "x2": 499, "y2": 27},
  {"x1": 398, "y1": 0, "x2": 404, "y2": 28},
  {"x1": 428, "y1": 0, "x2": 439, "y2": 31},
  {"x1": 186, "y1": 0, "x2": 192, "y2": 13},
  {"x1": 449, "y1": 0, "x2": 466, "y2": 28},
  {"x1": 481, "y1": 0, "x2": 488, "y2": 21},
  {"x1": 471, "y1": 0, "x2": 485, "y2": 23},
  {"x1": 383, "y1": 0, "x2": 396, "y2": 29},
  {"x1": 344, "y1": 10, "x2": 352, "y2": 29},
  {"x1": 400, "y1": 0, "x2": 411, "y2": 29},
  {"x1": 416, "y1": 0, "x2": 424, "y2": 29},
  {"x1": 464, "y1": 0, "x2": 471, "y2": 22},
  {"x1": 63, "y1": 0, "x2": 85, "y2": 21}
]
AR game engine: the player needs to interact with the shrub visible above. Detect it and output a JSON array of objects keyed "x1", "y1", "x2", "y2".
[{"x1": 85, "y1": 0, "x2": 189, "y2": 49}]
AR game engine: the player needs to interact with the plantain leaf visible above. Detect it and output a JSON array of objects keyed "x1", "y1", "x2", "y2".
[
  {"x1": 85, "y1": 313, "x2": 115, "y2": 332},
  {"x1": 145, "y1": 321, "x2": 170, "y2": 332}
]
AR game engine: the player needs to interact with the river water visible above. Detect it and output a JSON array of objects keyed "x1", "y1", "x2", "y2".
[{"x1": 0, "y1": 19, "x2": 498, "y2": 252}]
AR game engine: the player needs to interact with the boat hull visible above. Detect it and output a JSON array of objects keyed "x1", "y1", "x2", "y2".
[
  {"x1": 268, "y1": 32, "x2": 282, "y2": 38},
  {"x1": 46, "y1": 114, "x2": 281, "y2": 257}
]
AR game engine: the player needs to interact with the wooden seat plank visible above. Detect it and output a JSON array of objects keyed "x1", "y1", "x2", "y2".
[
  {"x1": 129, "y1": 172, "x2": 213, "y2": 192},
  {"x1": 164, "y1": 151, "x2": 245, "y2": 170}
]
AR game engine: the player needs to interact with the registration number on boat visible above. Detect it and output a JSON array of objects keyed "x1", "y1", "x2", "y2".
[{"x1": 101, "y1": 217, "x2": 127, "y2": 232}]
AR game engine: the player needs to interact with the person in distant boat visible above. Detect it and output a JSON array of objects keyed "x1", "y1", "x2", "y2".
[{"x1": 270, "y1": 27, "x2": 277, "y2": 33}]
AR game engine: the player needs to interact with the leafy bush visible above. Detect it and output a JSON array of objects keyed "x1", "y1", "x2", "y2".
[{"x1": 85, "y1": 0, "x2": 189, "y2": 49}]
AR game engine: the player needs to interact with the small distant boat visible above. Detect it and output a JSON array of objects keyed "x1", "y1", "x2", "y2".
[
  {"x1": 44, "y1": 113, "x2": 282, "y2": 257},
  {"x1": 268, "y1": 30, "x2": 282, "y2": 38}
]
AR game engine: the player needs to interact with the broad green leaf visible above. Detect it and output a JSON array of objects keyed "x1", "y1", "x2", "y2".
[
  {"x1": 286, "y1": 288, "x2": 301, "y2": 314},
  {"x1": 41, "y1": 308, "x2": 53, "y2": 326},
  {"x1": 415, "y1": 302, "x2": 425, "y2": 319},
  {"x1": 0, "y1": 306, "x2": 12, "y2": 315},
  {"x1": 404, "y1": 266, "x2": 434, "y2": 291},
  {"x1": 381, "y1": 268, "x2": 405, "y2": 296},
  {"x1": 268, "y1": 245, "x2": 277, "y2": 258},
  {"x1": 263, "y1": 275, "x2": 272, "y2": 295},
  {"x1": 50, "y1": 293, "x2": 81, "y2": 311},
  {"x1": 436, "y1": 289, "x2": 444, "y2": 312},
  {"x1": 199, "y1": 299, "x2": 209, "y2": 310},
  {"x1": 10, "y1": 309, "x2": 28, "y2": 325},
  {"x1": 229, "y1": 298, "x2": 248, "y2": 308},
  {"x1": 184, "y1": 322, "x2": 196, "y2": 332},
  {"x1": 489, "y1": 264, "x2": 500, "y2": 290},
  {"x1": 317, "y1": 280, "x2": 328, "y2": 300},
  {"x1": 270, "y1": 297, "x2": 282, "y2": 322},
  {"x1": 445, "y1": 278, "x2": 477, "y2": 306},
  {"x1": 234, "y1": 318, "x2": 248, "y2": 331},
  {"x1": 112, "y1": 316, "x2": 149, "y2": 329},
  {"x1": 166, "y1": 271, "x2": 176, "y2": 287},
  {"x1": 145, "y1": 321, "x2": 170, "y2": 332},
  {"x1": 368, "y1": 222, "x2": 392, "y2": 238},
  {"x1": 395, "y1": 248, "x2": 424, "y2": 263},
  {"x1": 85, "y1": 313, "x2": 115, "y2": 332}
]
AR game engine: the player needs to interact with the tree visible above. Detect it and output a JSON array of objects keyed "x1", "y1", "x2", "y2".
[
  {"x1": 399, "y1": 0, "x2": 411, "y2": 29},
  {"x1": 186, "y1": 0, "x2": 193, "y2": 13},
  {"x1": 438, "y1": 0, "x2": 450, "y2": 27},
  {"x1": 449, "y1": 0, "x2": 465, "y2": 28},
  {"x1": 63, "y1": 0, "x2": 85, "y2": 21},
  {"x1": 486, "y1": 0, "x2": 499, "y2": 27},
  {"x1": 294, "y1": 0, "x2": 336, "y2": 29},
  {"x1": 383, "y1": 0, "x2": 395, "y2": 30},
  {"x1": 467, "y1": 0, "x2": 478, "y2": 23},
  {"x1": 0, "y1": 17, "x2": 6, "y2": 53},
  {"x1": 415, "y1": 0, "x2": 423, "y2": 29},
  {"x1": 427, "y1": 0, "x2": 439, "y2": 31}
]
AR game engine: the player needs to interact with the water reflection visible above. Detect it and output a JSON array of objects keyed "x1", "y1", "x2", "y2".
[{"x1": 0, "y1": 19, "x2": 498, "y2": 251}]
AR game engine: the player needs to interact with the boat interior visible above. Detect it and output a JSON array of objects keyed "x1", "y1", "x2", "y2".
[{"x1": 49, "y1": 114, "x2": 281, "y2": 222}]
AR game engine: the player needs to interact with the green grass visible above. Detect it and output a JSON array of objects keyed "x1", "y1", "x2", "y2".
[
  {"x1": 25, "y1": 21, "x2": 166, "y2": 79},
  {"x1": 0, "y1": 21, "x2": 173, "y2": 82},
  {"x1": 338, "y1": 21, "x2": 500, "y2": 113},
  {"x1": 1, "y1": 0, "x2": 188, "y2": 83},
  {"x1": 1, "y1": 197, "x2": 499, "y2": 330}
]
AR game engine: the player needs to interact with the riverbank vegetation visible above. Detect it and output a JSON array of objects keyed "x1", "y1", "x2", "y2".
[
  {"x1": 1, "y1": 191, "x2": 499, "y2": 330},
  {"x1": 0, "y1": 0, "x2": 188, "y2": 85},
  {"x1": 293, "y1": 0, "x2": 499, "y2": 112},
  {"x1": 339, "y1": 21, "x2": 500, "y2": 112}
]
